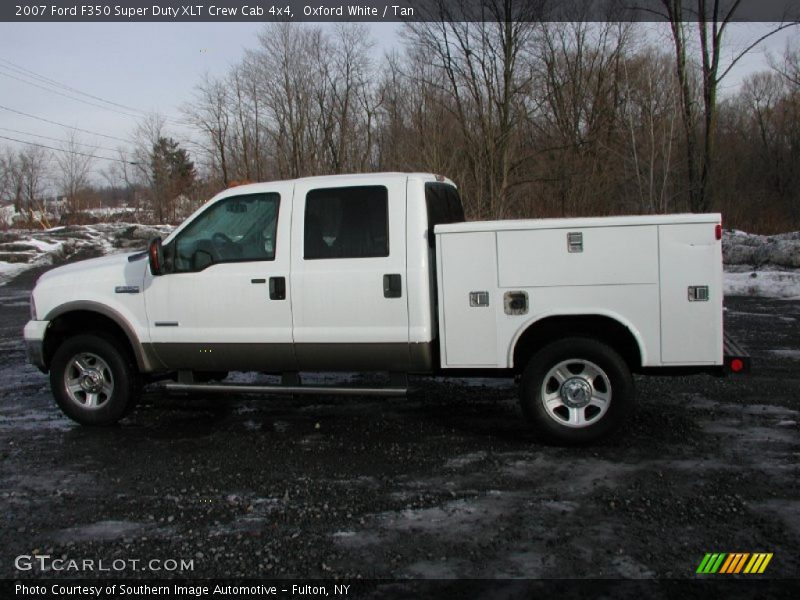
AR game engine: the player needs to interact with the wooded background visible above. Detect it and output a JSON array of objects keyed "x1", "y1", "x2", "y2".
[{"x1": 2, "y1": 1, "x2": 799, "y2": 233}]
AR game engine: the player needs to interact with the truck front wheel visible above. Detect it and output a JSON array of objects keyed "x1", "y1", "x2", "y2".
[
  {"x1": 519, "y1": 337, "x2": 633, "y2": 444},
  {"x1": 50, "y1": 334, "x2": 140, "y2": 426}
]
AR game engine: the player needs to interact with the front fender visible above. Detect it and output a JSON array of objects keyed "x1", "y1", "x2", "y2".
[{"x1": 44, "y1": 301, "x2": 164, "y2": 372}]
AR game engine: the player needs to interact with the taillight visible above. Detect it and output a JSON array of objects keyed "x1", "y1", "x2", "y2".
[{"x1": 715, "y1": 223, "x2": 722, "y2": 240}]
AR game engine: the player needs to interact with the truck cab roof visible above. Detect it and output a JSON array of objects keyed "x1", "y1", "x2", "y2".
[{"x1": 217, "y1": 172, "x2": 456, "y2": 199}]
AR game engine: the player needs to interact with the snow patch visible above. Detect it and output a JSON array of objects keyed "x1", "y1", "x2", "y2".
[
  {"x1": 0, "y1": 223, "x2": 173, "y2": 287},
  {"x1": 0, "y1": 411, "x2": 73, "y2": 432},
  {"x1": 434, "y1": 377, "x2": 514, "y2": 389},
  {"x1": 724, "y1": 269, "x2": 800, "y2": 299},
  {"x1": 52, "y1": 520, "x2": 150, "y2": 542},
  {"x1": 444, "y1": 451, "x2": 487, "y2": 469},
  {"x1": 0, "y1": 262, "x2": 28, "y2": 286},
  {"x1": 771, "y1": 349, "x2": 800, "y2": 360},
  {"x1": 22, "y1": 238, "x2": 63, "y2": 252},
  {"x1": 723, "y1": 230, "x2": 800, "y2": 268},
  {"x1": 0, "y1": 205, "x2": 14, "y2": 226},
  {"x1": 332, "y1": 530, "x2": 356, "y2": 538}
]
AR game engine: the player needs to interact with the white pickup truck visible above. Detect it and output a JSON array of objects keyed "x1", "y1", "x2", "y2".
[{"x1": 23, "y1": 173, "x2": 749, "y2": 443}]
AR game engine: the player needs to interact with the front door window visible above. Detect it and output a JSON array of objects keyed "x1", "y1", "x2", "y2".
[{"x1": 168, "y1": 193, "x2": 280, "y2": 272}]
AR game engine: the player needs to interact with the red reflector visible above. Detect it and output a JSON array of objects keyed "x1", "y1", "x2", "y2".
[
  {"x1": 715, "y1": 224, "x2": 722, "y2": 240},
  {"x1": 731, "y1": 358, "x2": 744, "y2": 372}
]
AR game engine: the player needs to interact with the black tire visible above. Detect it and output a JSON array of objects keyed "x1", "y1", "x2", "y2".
[
  {"x1": 519, "y1": 337, "x2": 634, "y2": 445},
  {"x1": 49, "y1": 333, "x2": 140, "y2": 426}
]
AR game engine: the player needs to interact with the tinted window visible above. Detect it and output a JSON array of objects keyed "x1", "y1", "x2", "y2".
[
  {"x1": 425, "y1": 183, "x2": 465, "y2": 248},
  {"x1": 304, "y1": 186, "x2": 389, "y2": 259},
  {"x1": 169, "y1": 193, "x2": 279, "y2": 272}
]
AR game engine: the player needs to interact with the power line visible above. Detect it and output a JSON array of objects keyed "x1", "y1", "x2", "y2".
[
  {"x1": 0, "y1": 126, "x2": 121, "y2": 153},
  {"x1": 0, "y1": 57, "x2": 189, "y2": 126},
  {"x1": 0, "y1": 57, "x2": 149, "y2": 115},
  {"x1": 0, "y1": 68, "x2": 147, "y2": 120},
  {"x1": 0, "y1": 134, "x2": 138, "y2": 165},
  {"x1": 0, "y1": 104, "x2": 132, "y2": 143}
]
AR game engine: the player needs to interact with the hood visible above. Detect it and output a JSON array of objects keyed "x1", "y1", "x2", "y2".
[
  {"x1": 37, "y1": 252, "x2": 147, "y2": 287},
  {"x1": 31, "y1": 251, "x2": 150, "y2": 324}
]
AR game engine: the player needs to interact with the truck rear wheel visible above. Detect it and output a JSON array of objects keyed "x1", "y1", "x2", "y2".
[
  {"x1": 519, "y1": 337, "x2": 633, "y2": 444},
  {"x1": 50, "y1": 334, "x2": 140, "y2": 426}
]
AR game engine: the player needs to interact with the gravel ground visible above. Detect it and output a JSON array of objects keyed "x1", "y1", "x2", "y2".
[{"x1": 0, "y1": 264, "x2": 798, "y2": 584}]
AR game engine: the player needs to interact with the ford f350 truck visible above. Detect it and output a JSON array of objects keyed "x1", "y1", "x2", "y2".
[{"x1": 23, "y1": 173, "x2": 749, "y2": 443}]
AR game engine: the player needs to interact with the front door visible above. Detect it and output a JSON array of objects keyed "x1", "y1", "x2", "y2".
[
  {"x1": 143, "y1": 184, "x2": 295, "y2": 372},
  {"x1": 290, "y1": 176, "x2": 410, "y2": 370}
]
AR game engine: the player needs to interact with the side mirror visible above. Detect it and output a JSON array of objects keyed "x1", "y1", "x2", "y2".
[{"x1": 148, "y1": 237, "x2": 164, "y2": 276}]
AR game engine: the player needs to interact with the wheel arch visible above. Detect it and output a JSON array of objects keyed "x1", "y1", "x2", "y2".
[
  {"x1": 510, "y1": 311, "x2": 646, "y2": 372},
  {"x1": 43, "y1": 301, "x2": 157, "y2": 372}
]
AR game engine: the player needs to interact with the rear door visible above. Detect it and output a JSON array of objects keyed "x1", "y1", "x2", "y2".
[{"x1": 290, "y1": 177, "x2": 410, "y2": 370}]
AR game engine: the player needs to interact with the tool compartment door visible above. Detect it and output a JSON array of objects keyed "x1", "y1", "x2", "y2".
[
  {"x1": 437, "y1": 231, "x2": 498, "y2": 367},
  {"x1": 658, "y1": 223, "x2": 723, "y2": 364}
]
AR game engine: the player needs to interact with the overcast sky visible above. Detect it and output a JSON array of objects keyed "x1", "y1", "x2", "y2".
[{"x1": 0, "y1": 21, "x2": 796, "y2": 182}]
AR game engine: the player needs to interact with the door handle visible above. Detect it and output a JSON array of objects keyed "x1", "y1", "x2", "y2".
[
  {"x1": 269, "y1": 276, "x2": 286, "y2": 300},
  {"x1": 383, "y1": 274, "x2": 402, "y2": 298}
]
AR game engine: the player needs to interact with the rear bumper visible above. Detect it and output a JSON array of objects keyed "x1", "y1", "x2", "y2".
[
  {"x1": 723, "y1": 332, "x2": 751, "y2": 374},
  {"x1": 637, "y1": 332, "x2": 750, "y2": 377},
  {"x1": 23, "y1": 320, "x2": 49, "y2": 373}
]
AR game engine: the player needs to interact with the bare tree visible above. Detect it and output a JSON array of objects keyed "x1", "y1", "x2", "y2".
[
  {"x1": 132, "y1": 113, "x2": 167, "y2": 184},
  {"x1": 0, "y1": 148, "x2": 12, "y2": 207},
  {"x1": 725, "y1": 69, "x2": 800, "y2": 225},
  {"x1": 253, "y1": 23, "x2": 323, "y2": 178},
  {"x1": 17, "y1": 146, "x2": 51, "y2": 228},
  {"x1": 55, "y1": 129, "x2": 96, "y2": 214},
  {"x1": 184, "y1": 23, "x2": 379, "y2": 186},
  {"x1": 377, "y1": 50, "x2": 465, "y2": 181},
  {"x1": 405, "y1": 0, "x2": 540, "y2": 219},
  {"x1": 174, "y1": 11, "x2": 800, "y2": 232},
  {"x1": 659, "y1": 0, "x2": 798, "y2": 211},
  {"x1": 184, "y1": 74, "x2": 232, "y2": 186},
  {"x1": 771, "y1": 42, "x2": 800, "y2": 87},
  {"x1": 620, "y1": 48, "x2": 680, "y2": 213},
  {"x1": 130, "y1": 113, "x2": 167, "y2": 220},
  {"x1": 108, "y1": 147, "x2": 144, "y2": 214},
  {"x1": 321, "y1": 24, "x2": 377, "y2": 173},
  {"x1": 527, "y1": 20, "x2": 632, "y2": 216},
  {"x1": 2, "y1": 149, "x2": 25, "y2": 214}
]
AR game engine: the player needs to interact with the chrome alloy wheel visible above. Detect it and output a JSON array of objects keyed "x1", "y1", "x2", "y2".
[
  {"x1": 63, "y1": 352, "x2": 114, "y2": 409},
  {"x1": 540, "y1": 359, "x2": 611, "y2": 428}
]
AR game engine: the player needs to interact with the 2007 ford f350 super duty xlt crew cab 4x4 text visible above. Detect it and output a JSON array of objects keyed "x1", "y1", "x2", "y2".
[{"x1": 23, "y1": 173, "x2": 750, "y2": 444}]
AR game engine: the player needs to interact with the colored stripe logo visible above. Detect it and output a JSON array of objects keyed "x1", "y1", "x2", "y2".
[{"x1": 697, "y1": 553, "x2": 773, "y2": 574}]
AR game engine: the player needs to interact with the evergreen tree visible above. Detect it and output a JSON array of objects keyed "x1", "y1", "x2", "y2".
[{"x1": 150, "y1": 137, "x2": 195, "y2": 222}]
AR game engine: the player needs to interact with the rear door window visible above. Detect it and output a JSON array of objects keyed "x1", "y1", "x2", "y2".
[{"x1": 304, "y1": 186, "x2": 389, "y2": 259}]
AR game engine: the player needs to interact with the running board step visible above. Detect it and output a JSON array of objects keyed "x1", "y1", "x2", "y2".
[{"x1": 162, "y1": 382, "x2": 411, "y2": 397}]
